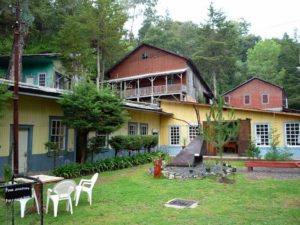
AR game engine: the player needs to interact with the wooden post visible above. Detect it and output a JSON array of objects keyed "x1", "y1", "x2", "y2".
[
  {"x1": 165, "y1": 76, "x2": 168, "y2": 93},
  {"x1": 177, "y1": 74, "x2": 183, "y2": 101},
  {"x1": 137, "y1": 79, "x2": 140, "y2": 102},
  {"x1": 151, "y1": 78, "x2": 154, "y2": 104},
  {"x1": 120, "y1": 82, "x2": 122, "y2": 98},
  {"x1": 124, "y1": 81, "x2": 127, "y2": 98}
]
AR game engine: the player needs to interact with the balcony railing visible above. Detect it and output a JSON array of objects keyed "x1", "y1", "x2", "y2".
[{"x1": 124, "y1": 84, "x2": 186, "y2": 98}]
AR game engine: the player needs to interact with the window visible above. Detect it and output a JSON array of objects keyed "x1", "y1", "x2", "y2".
[
  {"x1": 140, "y1": 123, "x2": 148, "y2": 135},
  {"x1": 142, "y1": 51, "x2": 148, "y2": 59},
  {"x1": 189, "y1": 125, "x2": 199, "y2": 142},
  {"x1": 50, "y1": 119, "x2": 66, "y2": 149},
  {"x1": 255, "y1": 123, "x2": 270, "y2": 146},
  {"x1": 285, "y1": 122, "x2": 300, "y2": 146},
  {"x1": 26, "y1": 76, "x2": 34, "y2": 85},
  {"x1": 224, "y1": 96, "x2": 230, "y2": 104},
  {"x1": 128, "y1": 122, "x2": 138, "y2": 135},
  {"x1": 96, "y1": 132, "x2": 108, "y2": 148},
  {"x1": 170, "y1": 126, "x2": 180, "y2": 145},
  {"x1": 244, "y1": 95, "x2": 251, "y2": 105},
  {"x1": 262, "y1": 94, "x2": 269, "y2": 104},
  {"x1": 38, "y1": 73, "x2": 46, "y2": 86}
]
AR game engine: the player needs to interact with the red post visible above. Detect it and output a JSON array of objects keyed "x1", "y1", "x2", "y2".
[
  {"x1": 13, "y1": 0, "x2": 20, "y2": 174},
  {"x1": 154, "y1": 159, "x2": 162, "y2": 178}
]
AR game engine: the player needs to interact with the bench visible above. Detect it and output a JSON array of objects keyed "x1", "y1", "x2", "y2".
[{"x1": 245, "y1": 161, "x2": 300, "y2": 172}]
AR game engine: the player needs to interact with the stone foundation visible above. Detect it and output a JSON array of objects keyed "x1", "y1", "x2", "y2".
[{"x1": 149, "y1": 162, "x2": 236, "y2": 179}]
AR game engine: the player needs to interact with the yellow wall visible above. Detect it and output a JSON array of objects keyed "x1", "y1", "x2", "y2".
[
  {"x1": 159, "y1": 101, "x2": 300, "y2": 146},
  {"x1": 0, "y1": 95, "x2": 75, "y2": 156},
  {"x1": 0, "y1": 95, "x2": 161, "y2": 157}
]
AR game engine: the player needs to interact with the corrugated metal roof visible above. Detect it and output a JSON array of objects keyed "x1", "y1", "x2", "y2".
[{"x1": 107, "y1": 68, "x2": 188, "y2": 83}]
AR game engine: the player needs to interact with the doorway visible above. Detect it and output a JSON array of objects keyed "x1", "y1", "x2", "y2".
[{"x1": 10, "y1": 125, "x2": 33, "y2": 174}]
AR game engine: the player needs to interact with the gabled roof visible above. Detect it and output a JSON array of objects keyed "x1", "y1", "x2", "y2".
[
  {"x1": 222, "y1": 77, "x2": 283, "y2": 96},
  {"x1": 106, "y1": 42, "x2": 214, "y2": 98}
]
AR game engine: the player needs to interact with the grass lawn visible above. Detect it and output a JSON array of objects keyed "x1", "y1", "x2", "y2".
[{"x1": 1, "y1": 163, "x2": 300, "y2": 225}]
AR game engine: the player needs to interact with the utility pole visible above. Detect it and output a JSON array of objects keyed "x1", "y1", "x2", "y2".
[{"x1": 13, "y1": 0, "x2": 20, "y2": 174}]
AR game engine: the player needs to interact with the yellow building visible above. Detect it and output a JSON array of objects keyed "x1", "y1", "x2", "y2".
[
  {"x1": 0, "y1": 80, "x2": 165, "y2": 175},
  {"x1": 159, "y1": 100, "x2": 300, "y2": 158}
]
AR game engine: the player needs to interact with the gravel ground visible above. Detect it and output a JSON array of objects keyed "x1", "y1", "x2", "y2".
[{"x1": 238, "y1": 167, "x2": 300, "y2": 180}]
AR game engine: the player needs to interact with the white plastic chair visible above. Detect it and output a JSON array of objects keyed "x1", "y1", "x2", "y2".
[
  {"x1": 74, "y1": 173, "x2": 98, "y2": 206},
  {"x1": 16, "y1": 188, "x2": 39, "y2": 218},
  {"x1": 46, "y1": 179, "x2": 77, "y2": 217}
]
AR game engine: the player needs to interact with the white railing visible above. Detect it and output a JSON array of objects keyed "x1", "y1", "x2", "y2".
[{"x1": 125, "y1": 84, "x2": 186, "y2": 98}]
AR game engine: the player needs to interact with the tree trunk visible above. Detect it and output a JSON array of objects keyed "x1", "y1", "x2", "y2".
[
  {"x1": 212, "y1": 68, "x2": 217, "y2": 97},
  {"x1": 96, "y1": 45, "x2": 101, "y2": 90},
  {"x1": 78, "y1": 130, "x2": 89, "y2": 164},
  {"x1": 6, "y1": 31, "x2": 26, "y2": 81},
  {"x1": 101, "y1": 50, "x2": 105, "y2": 89}
]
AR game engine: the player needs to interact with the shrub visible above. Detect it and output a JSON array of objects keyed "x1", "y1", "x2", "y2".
[
  {"x1": 264, "y1": 129, "x2": 293, "y2": 161},
  {"x1": 110, "y1": 135, "x2": 127, "y2": 157},
  {"x1": 245, "y1": 140, "x2": 261, "y2": 160}
]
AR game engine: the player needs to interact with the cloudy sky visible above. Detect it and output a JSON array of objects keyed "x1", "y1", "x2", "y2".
[{"x1": 137, "y1": 0, "x2": 300, "y2": 39}]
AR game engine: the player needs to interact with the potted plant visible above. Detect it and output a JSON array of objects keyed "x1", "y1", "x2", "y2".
[
  {"x1": 182, "y1": 138, "x2": 187, "y2": 150},
  {"x1": 206, "y1": 162, "x2": 211, "y2": 172},
  {"x1": 188, "y1": 161, "x2": 193, "y2": 173}
]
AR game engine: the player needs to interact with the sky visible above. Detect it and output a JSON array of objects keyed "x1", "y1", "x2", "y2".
[{"x1": 133, "y1": 0, "x2": 300, "y2": 39}]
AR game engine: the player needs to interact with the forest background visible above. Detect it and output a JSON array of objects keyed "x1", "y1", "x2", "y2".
[{"x1": 1, "y1": 0, "x2": 299, "y2": 109}]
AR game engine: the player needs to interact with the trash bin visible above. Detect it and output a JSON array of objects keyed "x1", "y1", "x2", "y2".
[{"x1": 154, "y1": 159, "x2": 162, "y2": 178}]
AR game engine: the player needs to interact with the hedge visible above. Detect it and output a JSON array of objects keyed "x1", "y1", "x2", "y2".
[{"x1": 51, "y1": 151, "x2": 167, "y2": 179}]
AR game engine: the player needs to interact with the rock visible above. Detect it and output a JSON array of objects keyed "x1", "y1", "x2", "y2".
[{"x1": 169, "y1": 174, "x2": 174, "y2": 179}]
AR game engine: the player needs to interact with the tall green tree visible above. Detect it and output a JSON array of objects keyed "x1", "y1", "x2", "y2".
[
  {"x1": 275, "y1": 34, "x2": 300, "y2": 109},
  {"x1": 58, "y1": 81, "x2": 129, "y2": 164},
  {"x1": 247, "y1": 39, "x2": 284, "y2": 84},
  {"x1": 192, "y1": 3, "x2": 239, "y2": 96},
  {"x1": 202, "y1": 96, "x2": 240, "y2": 177}
]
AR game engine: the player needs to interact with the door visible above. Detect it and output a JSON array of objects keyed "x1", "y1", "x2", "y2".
[
  {"x1": 18, "y1": 128, "x2": 29, "y2": 173},
  {"x1": 237, "y1": 119, "x2": 251, "y2": 156}
]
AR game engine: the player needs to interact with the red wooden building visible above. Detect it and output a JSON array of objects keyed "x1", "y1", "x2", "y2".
[
  {"x1": 106, "y1": 43, "x2": 214, "y2": 103},
  {"x1": 222, "y1": 77, "x2": 288, "y2": 111}
]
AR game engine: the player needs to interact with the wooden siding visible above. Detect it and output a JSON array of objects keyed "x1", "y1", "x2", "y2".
[{"x1": 109, "y1": 45, "x2": 187, "y2": 79}]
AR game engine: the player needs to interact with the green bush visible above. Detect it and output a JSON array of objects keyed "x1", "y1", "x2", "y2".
[
  {"x1": 51, "y1": 151, "x2": 167, "y2": 178},
  {"x1": 264, "y1": 129, "x2": 293, "y2": 161},
  {"x1": 110, "y1": 135, "x2": 128, "y2": 157},
  {"x1": 245, "y1": 140, "x2": 261, "y2": 160}
]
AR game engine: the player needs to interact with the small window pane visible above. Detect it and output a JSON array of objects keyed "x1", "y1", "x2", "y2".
[
  {"x1": 170, "y1": 126, "x2": 180, "y2": 145},
  {"x1": 285, "y1": 122, "x2": 300, "y2": 146},
  {"x1": 39, "y1": 73, "x2": 46, "y2": 87},
  {"x1": 255, "y1": 124, "x2": 270, "y2": 146}
]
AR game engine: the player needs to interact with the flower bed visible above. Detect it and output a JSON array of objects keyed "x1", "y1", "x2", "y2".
[{"x1": 52, "y1": 151, "x2": 167, "y2": 178}]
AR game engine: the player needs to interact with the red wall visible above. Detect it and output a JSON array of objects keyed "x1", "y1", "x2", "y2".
[
  {"x1": 224, "y1": 79, "x2": 283, "y2": 110},
  {"x1": 110, "y1": 45, "x2": 187, "y2": 79}
]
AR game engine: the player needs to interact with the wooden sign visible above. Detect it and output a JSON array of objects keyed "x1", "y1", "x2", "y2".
[{"x1": 5, "y1": 183, "x2": 32, "y2": 203}]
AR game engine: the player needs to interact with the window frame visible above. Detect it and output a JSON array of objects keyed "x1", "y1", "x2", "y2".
[
  {"x1": 49, "y1": 116, "x2": 68, "y2": 151},
  {"x1": 262, "y1": 94, "x2": 269, "y2": 105},
  {"x1": 169, "y1": 125, "x2": 181, "y2": 146},
  {"x1": 224, "y1": 96, "x2": 230, "y2": 105},
  {"x1": 38, "y1": 72, "x2": 47, "y2": 87},
  {"x1": 284, "y1": 121, "x2": 300, "y2": 147},
  {"x1": 96, "y1": 132, "x2": 109, "y2": 149},
  {"x1": 244, "y1": 94, "x2": 251, "y2": 105},
  {"x1": 140, "y1": 123, "x2": 148, "y2": 135},
  {"x1": 254, "y1": 123, "x2": 270, "y2": 147},
  {"x1": 188, "y1": 124, "x2": 200, "y2": 144},
  {"x1": 128, "y1": 122, "x2": 138, "y2": 135}
]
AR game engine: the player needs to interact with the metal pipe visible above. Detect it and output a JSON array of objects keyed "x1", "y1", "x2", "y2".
[{"x1": 13, "y1": 0, "x2": 20, "y2": 174}]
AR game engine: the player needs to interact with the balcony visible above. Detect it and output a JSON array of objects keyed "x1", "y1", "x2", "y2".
[{"x1": 124, "y1": 84, "x2": 187, "y2": 98}]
